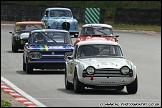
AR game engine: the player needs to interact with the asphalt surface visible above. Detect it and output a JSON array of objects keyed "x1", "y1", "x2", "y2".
[{"x1": 1, "y1": 24, "x2": 161, "y2": 107}]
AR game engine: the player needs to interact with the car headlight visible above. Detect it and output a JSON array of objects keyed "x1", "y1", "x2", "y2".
[
  {"x1": 86, "y1": 66, "x2": 95, "y2": 75},
  {"x1": 54, "y1": 21, "x2": 58, "y2": 25},
  {"x1": 15, "y1": 36, "x2": 20, "y2": 40},
  {"x1": 29, "y1": 52, "x2": 42, "y2": 59},
  {"x1": 73, "y1": 21, "x2": 78, "y2": 26},
  {"x1": 120, "y1": 66, "x2": 130, "y2": 74}
]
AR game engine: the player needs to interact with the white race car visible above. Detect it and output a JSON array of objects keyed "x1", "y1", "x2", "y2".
[{"x1": 65, "y1": 39, "x2": 138, "y2": 94}]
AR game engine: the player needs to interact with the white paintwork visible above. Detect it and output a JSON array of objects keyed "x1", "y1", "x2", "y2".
[
  {"x1": 82, "y1": 23, "x2": 112, "y2": 28},
  {"x1": 65, "y1": 39, "x2": 137, "y2": 88},
  {"x1": 20, "y1": 32, "x2": 30, "y2": 39}
]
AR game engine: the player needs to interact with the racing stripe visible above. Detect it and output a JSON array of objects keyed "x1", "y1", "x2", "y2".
[
  {"x1": 44, "y1": 45, "x2": 48, "y2": 51},
  {"x1": 39, "y1": 45, "x2": 44, "y2": 51}
]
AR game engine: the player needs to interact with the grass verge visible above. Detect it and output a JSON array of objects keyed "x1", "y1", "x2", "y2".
[{"x1": 1, "y1": 100, "x2": 12, "y2": 107}]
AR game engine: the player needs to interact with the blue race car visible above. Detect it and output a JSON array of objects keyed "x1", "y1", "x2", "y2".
[
  {"x1": 23, "y1": 29, "x2": 74, "y2": 74},
  {"x1": 41, "y1": 7, "x2": 79, "y2": 38}
]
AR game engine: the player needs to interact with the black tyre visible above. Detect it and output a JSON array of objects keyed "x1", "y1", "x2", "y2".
[
  {"x1": 126, "y1": 76, "x2": 138, "y2": 94},
  {"x1": 73, "y1": 70, "x2": 84, "y2": 93},
  {"x1": 65, "y1": 67, "x2": 73, "y2": 90},
  {"x1": 23, "y1": 58, "x2": 26, "y2": 71},
  {"x1": 74, "y1": 34, "x2": 78, "y2": 38},
  {"x1": 12, "y1": 44, "x2": 13, "y2": 52},
  {"x1": 12, "y1": 44, "x2": 18, "y2": 53},
  {"x1": 26, "y1": 62, "x2": 33, "y2": 74}
]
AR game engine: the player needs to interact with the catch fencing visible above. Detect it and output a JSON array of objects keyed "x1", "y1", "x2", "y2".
[
  {"x1": 1, "y1": 4, "x2": 86, "y2": 22},
  {"x1": 1, "y1": 4, "x2": 161, "y2": 25},
  {"x1": 115, "y1": 8, "x2": 161, "y2": 25}
]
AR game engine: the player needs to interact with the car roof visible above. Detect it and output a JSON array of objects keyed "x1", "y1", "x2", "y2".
[
  {"x1": 77, "y1": 39, "x2": 119, "y2": 46},
  {"x1": 82, "y1": 23, "x2": 112, "y2": 28},
  {"x1": 31, "y1": 29, "x2": 69, "y2": 33},
  {"x1": 15, "y1": 21, "x2": 44, "y2": 25},
  {"x1": 46, "y1": 7, "x2": 71, "y2": 11}
]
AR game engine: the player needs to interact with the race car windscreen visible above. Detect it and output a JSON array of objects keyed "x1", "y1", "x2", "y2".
[
  {"x1": 80, "y1": 26, "x2": 114, "y2": 36},
  {"x1": 77, "y1": 44, "x2": 123, "y2": 58},
  {"x1": 50, "y1": 10, "x2": 72, "y2": 17},
  {"x1": 16, "y1": 24, "x2": 45, "y2": 32},
  {"x1": 31, "y1": 31, "x2": 72, "y2": 45}
]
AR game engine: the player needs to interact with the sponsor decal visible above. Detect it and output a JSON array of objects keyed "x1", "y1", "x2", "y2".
[
  {"x1": 38, "y1": 45, "x2": 48, "y2": 51},
  {"x1": 44, "y1": 45, "x2": 48, "y2": 51},
  {"x1": 39, "y1": 45, "x2": 44, "y2": 51}
]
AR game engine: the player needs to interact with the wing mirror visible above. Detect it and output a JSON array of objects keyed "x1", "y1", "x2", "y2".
[
  {"x1": 67, "y1": 56, "x2": 73, "y2": 60},
  {"x1": 9, "y1": 32, "x2": 13, "y2": 34},
  {"x1": 115, "y1": 34, "x2": 119, "y2": 37},
  {"x1": 25, "y1": 43, "x2": 28, "y2": 46}
]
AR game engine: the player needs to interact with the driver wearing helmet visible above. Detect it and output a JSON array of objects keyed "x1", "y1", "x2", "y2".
[{"x1": 35, "y1": 32, "x2": 46, "y2": 44}]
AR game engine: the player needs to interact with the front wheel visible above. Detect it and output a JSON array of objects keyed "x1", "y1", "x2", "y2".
[
  {"x1": 23, "y1": 58, "x2": 26, "y2": 71},
  {"x1": 74, "y1": 32, "x2": 79, "y2": 38},
  {"x1": 73, "y1": 70, "x2": 84, "y2": 93},
  {"x1": 65, "y1": 67, "x2": 73, "y2": 90},
  {"x1": 74, "y1": 34, "x2": 78, "y2": 38},
  {"x1": 12, "y1": 44, "x2": 18, "y2": 53},
  {"x1": 126, "y1": 76, "x2": 138, "y2": 94},
  {"x1": 26, "y1": 62, "x2": 33, "y2": 74}
]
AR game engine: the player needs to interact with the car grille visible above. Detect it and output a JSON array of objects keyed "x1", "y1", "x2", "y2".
[
  {"x1": 84, "y1": 68, "x2": 129, "y2": 77},
  {"x1": 41, "y1": 51, "x2": 65, "y2": 58},
  {"x1": 62, "y1": 22, "x2": 70, "y2": 31}
]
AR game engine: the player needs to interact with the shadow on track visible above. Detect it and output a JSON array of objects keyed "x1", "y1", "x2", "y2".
[
  {"x1": 57, "y1": 88, "x2": 128, "y2": 95},
  {"x1": 16, "y1": 69, "x2": 65, "y2": 75}
]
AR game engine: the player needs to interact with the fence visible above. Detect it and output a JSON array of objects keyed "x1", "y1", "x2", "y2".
[
  {"x1": 1, "y1": 4, "x2": 86, "y2": 22},
  {"x1": 115, "y1": 8, "x2": 161, "y2": 25},
  {"x1": 1, "y1": 4, "x2": 161, "y2": 25}
]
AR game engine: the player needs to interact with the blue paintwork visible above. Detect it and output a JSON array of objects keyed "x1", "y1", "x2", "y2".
[
  {"x1": 41, "y1": 8, "x2": 79, "y2": 36},
  {"x1": 23, "y1": 29, "x2": 74, "y2": 70}
]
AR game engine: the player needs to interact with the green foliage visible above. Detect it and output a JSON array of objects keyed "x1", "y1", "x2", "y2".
[{"x1": 1, "y1": 100, "x2": 12, "y2": 107}]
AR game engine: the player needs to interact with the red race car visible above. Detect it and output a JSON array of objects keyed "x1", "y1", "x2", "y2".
[{"x1": 74, "y1": 24, "x2": 119, "y2": 45}]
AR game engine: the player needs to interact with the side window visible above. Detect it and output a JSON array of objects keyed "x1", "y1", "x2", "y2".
[
  {"x1": 80, "y1": 27, "x2": 86, "y2": 35},
  {"x1": 45, "y1": 11, "x2": 49, "y2": 17}
]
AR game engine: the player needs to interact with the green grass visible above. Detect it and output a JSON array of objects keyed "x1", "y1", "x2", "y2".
[
  {"x1": 1, "y1": 90, "x2": 12, "y2": 107},
  {"x1": 1, "y1": 100, "x2": 12, "y2": 107},
  {"x1": 1, "y1": 20, "x2": 161, "y2": 32},
  {"x1": 79, "y1": 22, "x2": 161, "y2": 32},
  {"x1": 111, "y1": 23, "x2": 161, "y2": 32}
]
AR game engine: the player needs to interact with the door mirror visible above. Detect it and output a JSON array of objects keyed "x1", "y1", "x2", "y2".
[
  {"x1": 67, "y1": 56, "x2": 73, "y2": 60},
  {"x1": 9, "y1": 32, "x2": 13, "y2": 34},
  {"x1": 25, "y1": 43, "x2": 28, "y2": 46},
  {"x1": 115, "y1": 34, "x2": 119, "y2": 37}
]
